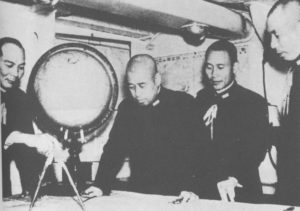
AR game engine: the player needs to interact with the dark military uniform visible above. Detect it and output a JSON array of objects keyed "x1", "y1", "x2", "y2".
[
  {"x1": 94, "y1": 87, "x2": 204, "y2": 195},
  {"x1": 2, "y1": 88, "x2": 44, "y2": 197},
  {"x1": 195, "y1": 82, "x2": 268, "y2": 202}
]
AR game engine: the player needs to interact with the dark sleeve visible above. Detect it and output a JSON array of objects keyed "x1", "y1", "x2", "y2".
[
  {"x1": 191, "y1": 91, "x2": 216, "y2": 197},
  {"x1": 173, "y1": 92, "x2": 211, "y2": 194},
  {"x1": 177, "y1": 94, "x2": 201, "y2": 192},
  {"x1": 94, "y1": 101, "x2": 130, "y2": 195},
  {"x1": 13, "y1": 91, "x2": 34, "y2": 134},
  {"x1": 231, "y1": 95, "x2": 269, "y2": 184},
  {"x1": 2, "y1": 89, "x2": 34, "y2": 145}
]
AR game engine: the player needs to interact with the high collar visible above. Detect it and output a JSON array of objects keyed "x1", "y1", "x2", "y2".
[
  {"x1": 132, "y1": 86, "x2": 163, "y2": 108},
  {"x1": 1, "y1": 88, "x2": 11, "y2": 105},
  {"x1": 0, "y1": 86, "x2": 6, "y2": 93},
  {"x1": 296, "y1": 55, "x2": 300, "y2": 66},
  {"x1": 214, "y1": 80, "x2": 235, "y2": 99},
  {"x1": 151, "y1": 86, "x2": 161, "y2": 107}
]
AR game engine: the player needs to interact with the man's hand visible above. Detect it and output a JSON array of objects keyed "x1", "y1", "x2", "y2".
[
  {"x1": 4, "y1": 131, "x2": 61, "y2": 157},
  {"x1": 4, "y1": 131, "x2": 24, "y2": 149},
  {"x1": 82, "y1": 186, "x2": 103, "y2": 198},
  {"x1": 171, "y1": 191, "x2": 199, "y2": 204},
  {"x1": 30, "y1": 134, "x2": 61, "y2": 156},
  {"x1": 217, "y1": 177, "x2": 243, "y2": 202},
  {"x1": 53, "y1": 147, "x2": 69, "y2": 163}
]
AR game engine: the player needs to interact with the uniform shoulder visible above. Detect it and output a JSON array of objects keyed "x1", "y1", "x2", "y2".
[
  {"x1": 5, "y1": 88, "x2": 30, "y2": 106},
  {"x1": 196, "y1": 88, "x2": 210, "y2": 97},
  {"x1": 8, "y1": 88, "x2": 27, "y2": 99},
  {"x1": 117, "y1": 98, "x2": 133, "y2": 111},
  {"x1": 4, "y1": 88, "x2": 34, "y2": 121},
  {"x1": 195, "y1": 88, "x2": 212, "y2": 101},
  {"x1": 161, "y1": 87, "x2": 194, "y2": 104},
  {"x1": 236, "y1": 85, "x2": 267, "y2": 104}
]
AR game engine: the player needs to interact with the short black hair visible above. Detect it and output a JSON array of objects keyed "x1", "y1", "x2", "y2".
[
  {"x1": 268, "y1": 0, "x2": 300, "y2": 17},
  {"x1": 205, "y1": 39, "x2": 237, "y2": 65},
  {"x1": 126, "y1": 54, "x2": 158, "y2": 79},
  {"x1": 0, "y1": 37, "x2": 25, "y2": 57}
]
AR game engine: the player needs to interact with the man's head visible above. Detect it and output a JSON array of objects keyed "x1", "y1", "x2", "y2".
[
  {"x1": 0, "y1": 37, "x2": 25, "y2": 91},
  {"x1": 126, "y1": 54, "x2": 161, "y2": 106},
  {"x1": 267, "y1": 0, "x2": 300, "y2": 61},
  {"x1": 203, "y1": 40, "x2": 238, "y2": 91}
]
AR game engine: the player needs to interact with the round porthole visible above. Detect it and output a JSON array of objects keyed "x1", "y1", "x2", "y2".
[{"x1": 28, "y1": 43, "x2": 118, "y2": 143}]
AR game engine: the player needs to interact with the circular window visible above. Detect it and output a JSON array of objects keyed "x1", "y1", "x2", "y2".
[{"x1": 28, "y1": 43, "x2": 118, "y2": 143}]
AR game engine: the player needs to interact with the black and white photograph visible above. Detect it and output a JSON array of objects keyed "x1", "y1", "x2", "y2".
[{"x1": 1, "y1": 0, "x2": 300, "y2": 210}]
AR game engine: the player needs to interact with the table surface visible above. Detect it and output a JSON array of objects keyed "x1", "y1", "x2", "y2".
[{"x1": 3, "y1": 191, "x2": 299, "y2": 211}]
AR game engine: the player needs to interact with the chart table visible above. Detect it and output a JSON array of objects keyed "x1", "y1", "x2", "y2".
[{"x1": 3, "y1": 190, "x2": 299, "y2": 211}]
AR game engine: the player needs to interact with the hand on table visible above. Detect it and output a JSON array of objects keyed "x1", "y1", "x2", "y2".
[
  {"x1": 217, "y1": 177, "x2": 243, "y2": 202},
  {"x1": 82, "y1": 186, "x2": 103, "y2": 198},
  {"x1": 171, "y1": 191, "x2": 199, "y2": 204}
]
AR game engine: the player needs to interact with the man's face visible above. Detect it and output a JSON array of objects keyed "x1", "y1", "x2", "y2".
[
  {"x1": 267, "y1": 4, "x2": 300, "y2": 61},
  {"x1": 0, "y1": 43, "x2": 25, "y2": 90},
  {"x1": 204, "y1": 50, "x2": 234, "y2": 91},
  {"x1": 127, "y1": 66, "x2": 160, "y2": 106}
]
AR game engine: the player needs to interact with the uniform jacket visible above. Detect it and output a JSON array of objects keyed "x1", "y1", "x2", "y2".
[
  {"x1": 94, "y1": 87, "x2": 205, "y2": 195},
  {"x1": 277, "y1": 66, "x2": 300, "y2": 205},
  {"x1": 194, "y1": 82, "x2": 268, "y2": 202},
  {"x1": 2, "y1": 88, "x2": 44, "y2": 197}
]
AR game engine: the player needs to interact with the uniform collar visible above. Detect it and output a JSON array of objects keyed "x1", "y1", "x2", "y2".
[
  {"x1": 291, "y1": 59, "x2": 300, "y2": 74},
  {"x1": 296, "y1": 58, "x2": 300, "y2": 66},
  {"x1": 0, "y1": 87, "x2": 6, "y2": 93},
  {"x1": 151, "y1": 86, "x2": 161, "y2": 107},
  {"x1": 215, "y1": 80, "x2": 235, "y2": 99},
  {"x1": 134, "y1": 86, "x2": 162, "y2": 108},
  {"x1": 1, "y1": 88, "x2": 9, "y2": 104}
]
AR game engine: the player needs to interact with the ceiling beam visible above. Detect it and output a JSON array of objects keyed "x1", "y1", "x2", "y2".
[{"x1": 60, "y1": 0, "x2": 251, "y2": 38}]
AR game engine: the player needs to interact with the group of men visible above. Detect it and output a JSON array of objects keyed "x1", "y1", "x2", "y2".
[
  {"x1": 2, "y1": 0, "x2": 300, "y2": 206},
  {"x1": 81, "y1": 40, "x2": 269, "y2": 204}
]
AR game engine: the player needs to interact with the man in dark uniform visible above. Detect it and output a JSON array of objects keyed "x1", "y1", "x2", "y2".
[
  {"x1": 195, "y1": 40, "x2": 268, "y2": 202},
  {"x1": 266, "y1": 0, "x2": 300, "y2": 205},
  {"x1": 1, "y1": 37, "x2": 59, "y2": 197},
  {"x1": 83, "y1": 54, "x2": 203, "y2": 201}
]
